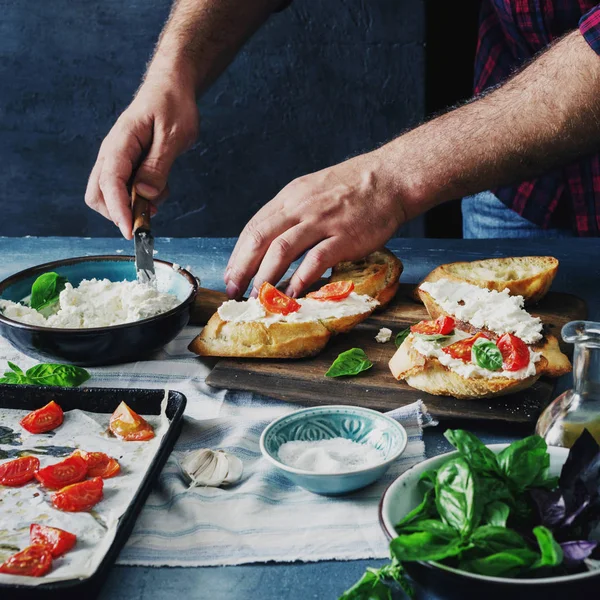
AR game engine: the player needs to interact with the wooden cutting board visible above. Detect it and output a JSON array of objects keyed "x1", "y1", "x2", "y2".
[{"x1": 191, "y1": 284, "x2": 587, "y2": 424}]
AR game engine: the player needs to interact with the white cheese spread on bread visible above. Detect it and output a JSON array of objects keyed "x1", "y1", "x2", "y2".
[
  {"x1": 218, "y1": 292, "x2": 378, "y2": 326},
  {"x1": 419, "y1": 279, "x2": 543, "y2": 344}
]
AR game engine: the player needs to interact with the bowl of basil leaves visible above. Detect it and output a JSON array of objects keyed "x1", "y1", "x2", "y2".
[
  {"x1": 348, "y1": 429, "x2": 600, "y2": 600},
  {"x1": 0, "y1": 255, "x2": 197, "y2": 366}
]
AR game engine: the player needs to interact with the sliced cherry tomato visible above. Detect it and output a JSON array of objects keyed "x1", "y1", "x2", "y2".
[
  {"x1": 258, "y1": 282, "x2": 301, "y2": 315},
  {"x1": 30, "y1": 524, "x2": 77, "y2": 558},
  {"x1": 20, "y1": 401, "x2": 63, "y2": 434},
  {"x1": 34, "y1": 454, "x2": 88, "y2": 490},
  {"x1": 497, "y1": 333, "x2": 530, "y2": 372},
  {"x1": 51, "y1": 477, "x2": 104, "y2": 512},
  {"x1": 306, "y1": 280, "x2": 355, "y2": 301},
  {"x1": 73, "y1": 450, "x2": 120, "y2": 479},
  {"x1": 411, "y1": 315, "x2": 456, "y2": 336},
  {"x1": 0, "y1": 456, "x2": 40, "y2": 487},
  {"x1": 442, "y1": 332, "x2": 490, "y2": 361},
  {"x1": 109, "y1": 402, "x2": 155, "y2": 442},
  {"x1": 0, "y1": 544, "x2": 52, "y2": 577}
]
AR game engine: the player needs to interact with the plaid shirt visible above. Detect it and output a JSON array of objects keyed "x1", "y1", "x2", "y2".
[{"x1": 476, "y1": 1, "x2": 600, "y2": 235}]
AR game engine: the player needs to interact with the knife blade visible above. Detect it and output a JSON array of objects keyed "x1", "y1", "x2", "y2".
[{"x1": 132, "y1": 187, "x2": 156, "y2": 285}]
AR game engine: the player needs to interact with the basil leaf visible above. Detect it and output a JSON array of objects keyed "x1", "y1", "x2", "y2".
[
  {"x1": 394, "y1": 328, "x2": 410, "y2": 348},
  {"x1": 390, "y1": 524, "x2": 464, "y2": 562},
  {"x1": 459, "y1": 548, "x2": 539, "y2": 577},
  {"x1": 325, "y1": 348, "x2": 373, "y2": 378},
  {"x1": 435, "y1": 457, "x2": 477, "y2": 536},
  {"x1": 7, "y1": 362, "x2": 24, "y2": 376},
  {"x1": 339, "y1": 559, "x2": 413, "y2": 600},
  {"x1": 444, "y1": 429, "x2": 500, "y2": 476},
  {"x1": 25, "y1": 364, "x2": 90, "y2": 387},
  {"x1": 498, "y1": 435, "x2": 550, "y2": 490},
  {"x1": 532, "y1": 526, "x2": 563, "y2": 569},
  {"x1": 471, "y1": 526, "x2": 528, "y2": 554},
  {"x1": 482, "y1": 501, "x2": 511, "y2": 527},
  {"x1": 0, "y1": 372, "x2": 25, "y2": 385},
  {"x1": 30, "y1": 272, "x2": 68, "y2": 311},
  {"x1": 471, "y1": 338, "x2": 503, "y2": 371},
  {"x1": 395, "y1": 489, "x2": 439, "y2": 530},
  {"x1": 414, "y1": 333, "x2": 453, "y2": 342}
]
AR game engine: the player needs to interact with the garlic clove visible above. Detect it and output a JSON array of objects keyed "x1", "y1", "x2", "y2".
[{"x1": 180, "y1": 448, "x2": 243, "y2": 488}]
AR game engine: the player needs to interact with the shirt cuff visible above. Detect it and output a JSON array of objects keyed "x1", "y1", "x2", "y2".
[{"x1": 579, "y1": 5, "x2": 600, "y2": 55}]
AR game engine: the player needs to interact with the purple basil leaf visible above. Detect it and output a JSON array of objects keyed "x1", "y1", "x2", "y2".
[
  {"x1": 559, "y1": 429, "x2": 600, "y2": 489},
  {"x1": 530, "y1": 488, "x2": 566, "y2": 527},
  {"x1": 560, "y1": 540, "x2": 598, "y2": 566},
  {"x1": 563, "y1": 497, "x2": 591, "y2": 527}
]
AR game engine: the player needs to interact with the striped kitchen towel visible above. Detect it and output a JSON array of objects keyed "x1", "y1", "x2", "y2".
[{"x1": 0, "y1": 327, "x2": 435, "y2": 567}]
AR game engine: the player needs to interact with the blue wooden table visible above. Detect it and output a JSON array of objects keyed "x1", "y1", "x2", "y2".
[{"x1": 2, "y1": 237, "x2": 598, "y2": 600}]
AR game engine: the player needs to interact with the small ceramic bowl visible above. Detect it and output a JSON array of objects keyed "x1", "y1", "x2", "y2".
[
  {"x1": 259, "y1": 405, "x2": 408, "y2": 496},
  {"x1": 379, "y1": 444, "x2": 600, "y2": 600},
  {"x1": 0, "y1": 255, "x2": 198, "y2": 366}
]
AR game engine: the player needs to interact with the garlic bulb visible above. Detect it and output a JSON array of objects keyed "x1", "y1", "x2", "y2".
[{"x1": 180, "y1": 449, "x2": 243, "y2": 488}]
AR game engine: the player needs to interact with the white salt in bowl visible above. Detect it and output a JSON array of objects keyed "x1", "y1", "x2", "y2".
[{"x1": 259, "y1": 405, "x2": 408, "y2": 496}]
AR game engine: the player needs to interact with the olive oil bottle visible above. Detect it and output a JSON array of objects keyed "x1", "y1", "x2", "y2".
[{"x1": 537, "y1": 321, "x2": 600, "y2": 447}]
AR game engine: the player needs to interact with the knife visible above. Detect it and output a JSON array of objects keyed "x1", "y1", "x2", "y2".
[{"x1": 132, "y1": 187, "x2": 156, "y2": 285}]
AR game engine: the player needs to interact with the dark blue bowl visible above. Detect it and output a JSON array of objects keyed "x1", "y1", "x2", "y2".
[{"x1": 0, "y1": 256, "x2": 198, "y2": 366}]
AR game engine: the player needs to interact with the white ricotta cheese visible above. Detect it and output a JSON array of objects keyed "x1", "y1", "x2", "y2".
[
  {"x1": 218, "y1": 292, "x2": 378, "y2": 326},
  {"x1": 375, "y1": 327, "x2": 393, "y2": 343},
  {"x1": 0, "y1": 279, "x2": 181, "y2": 329},
  {"x1": 419, "y1": 279, "x2": 543, "y2": 344}
]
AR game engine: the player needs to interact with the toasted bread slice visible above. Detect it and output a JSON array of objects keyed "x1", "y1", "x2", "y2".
[
  {"x1": 418, "y1": 288, "x2": 571, "y2": 378},
  {"x1": 389, "y1": 335, "x2": 547, "y2": 399},
  {"x1": 416, "y1": 257, "x2": 558, "y2": 304},
  {"x1": 330, "y1": 248, "x2": 403, "y2": 308}
]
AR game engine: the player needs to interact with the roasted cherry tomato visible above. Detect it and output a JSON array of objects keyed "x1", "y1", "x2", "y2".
[
  {"x1": 497, "y1": 333, "x2": 530, "y2": 371},
  {"x1": 73, "y1": 450, "x2": 120, "y2": 479},
  {"x1": 34, "y1": 454, "x2": 88, "y2": 490},
  {"x1": 0, "y1": 456, "x2": 40, "y2": 487},
  {"x1": 0, "y1": 545, "x2": 52, "y2": 577},
  {"x1": 258, "y1": 282, "x2": 301, "y2": 315},
  {"x1": 442, "y1": 332, "x2": 489, "y2": 361},
  {"x1": 20, "y1": 401, "x2": 63, "y2": 434},
  {"x1": 411, "y1": 315, "x2": 456, "y2": 336},
  {"x1": 30, "y1": 524, "x2": 77, "y2": 558},
  {"x1": 51, "y1": 477, "x2": 104, "y2": 512},
  {"x1": 306, "y1": 281, "x2": 355, "y2": 301},
  {"x1": 109, "y1": 402, "x2": 155, "y2": 442}
]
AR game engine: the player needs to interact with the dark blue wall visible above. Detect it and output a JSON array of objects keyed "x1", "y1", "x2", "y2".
[{"x1": 0, "y1": 0, "x2": 425, "y2": 237}]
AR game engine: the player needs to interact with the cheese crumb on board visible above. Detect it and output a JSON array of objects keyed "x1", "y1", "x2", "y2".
[{"x1": 375, "y1": 327, "x2": 392, "y2": 343}]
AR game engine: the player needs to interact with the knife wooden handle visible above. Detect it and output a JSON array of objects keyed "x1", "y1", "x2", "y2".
[
  {"x1": 132, "y1": 187, "x2": 151, "y2": 233},
  {"x1": 190, "y1": 287, "x2": 230, "y2": 325}
]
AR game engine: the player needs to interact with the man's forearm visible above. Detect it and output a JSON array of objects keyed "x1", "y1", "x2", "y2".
[
  {"x1": 382, "y1": 30, "x2": 600, "y2": 217},
  {"x1": 146, "y1": 0, "x2": 283, "y2": 94}
]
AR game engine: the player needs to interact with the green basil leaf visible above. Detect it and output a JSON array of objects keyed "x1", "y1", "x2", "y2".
[
  {"x1": 444, "y1": 429, "x2": 500, "y2": 476},
  {"x1": 435, "y1": 457, "x2": 477, "y2": 536},
  {"x1": 482, "y1": 501, "x2": 511, "y2": 527},
  {"x1": 7, "y1": 362, "x2": 24, "y2": 376},
  {"x1": 414, "y1": 333, "x2": 453, "y2": 342},
  {"x1": 390, "y1": 525, "x2": 464, "y2": 562},
  {"x1": 339, "y1": 559, "x2": 413, "y2": 600},
  {"x1": 471, "y1": 338, "x2": 503, "y2": 371},
  {"x1": 0, "y1": 372, "x2": 25, "y2": 385},
  {"x1": 498, "y1": 435, "x2": 550, "y2": 490},
  {"x1": 325, "y1": 348, "x2": 373, "y2": 378},
  {"x1": 24, "y1": 364, "x2": 90, "y2": 387},
  {"x1": 30, "y1": 272, "x2": 68, "y2": 311},
  {"x1": 471, "y1": 525, "x2": 528, "y2": 554},
  {"x1": 532, "y1": 526, "x2": 563, "y2": 569},
  {"x1": 394, "y1": 328, "x2": 410, "y2": 348},
  {"x1": 459, "y1": 548, "x2": 539, "y2": 577}
]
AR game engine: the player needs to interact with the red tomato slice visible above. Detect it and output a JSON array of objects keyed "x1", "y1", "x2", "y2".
[
  {"x1": 306, "y1": 281, "x2": 355, "y2": 301},
  {"x1": 73, "y1": 450, "x2": 120, "y2": 479},
  {"x1": 0, "y1": 545, "x2": 52, "y2": 577},
  {"x1": 109, "y1": 402, "x2": 155, "y2": 442},
  {"x1": 497, "y1": 333, "x2": 530, "y2": 371},
  {"x1": 34, "y1": 454, "x2": 88, "y2": 490},
  {"x1": 258, "y1": 282, "x2": 301, "y2": 315},
  {"x1": 51, "y1": 477, "x2": 104, "y2": 512},
  {"x1": 30, "y1": 524, "x2": 77, "y2": 558},
  {"x1": 436, "y1": 316, "x2": 456, "y2": 335},
  {"x1": 0, "y1": 456, "x2": 40, "y2": 487},
  {"x1": 411, "y1": 316, "x2": 456, "y2": 336},
  {"x1": 20, "y1": 401, "x2": 63, "y2": 434},
  {"x1": 442, "y1": 332, "x2": 490, "y2": 361}
]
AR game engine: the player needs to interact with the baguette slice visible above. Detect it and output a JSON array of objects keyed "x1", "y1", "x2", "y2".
[
  {"x1": 329, "y1": 248, "x2": 402, "y2": 308},
  {"x1": 389, "y1": 335, "x2": 548, "y2": 399},
  {"x1": 416, "y1": 257, "x2": 558, "y2": 304},
  {"x1": 418, "y1": 288, "x2": 571, "y2": 378}
]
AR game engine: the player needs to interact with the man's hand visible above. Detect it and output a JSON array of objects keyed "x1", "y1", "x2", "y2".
[
  {"x1": 224, "y1": 151, "x2": 408, "y2": 298},
  {"x1": 85, "y1": 73, "x2": 199, "y2": 239}
]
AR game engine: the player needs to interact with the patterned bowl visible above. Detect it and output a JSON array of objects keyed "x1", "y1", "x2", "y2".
[{"x1": 259, "y1": 405, "x2": 408, "y2": 496}]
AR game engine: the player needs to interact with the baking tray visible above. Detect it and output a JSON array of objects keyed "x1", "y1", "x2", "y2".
[{"x1": 0, "y1": 384, "x2": 186, "y2": 599}]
